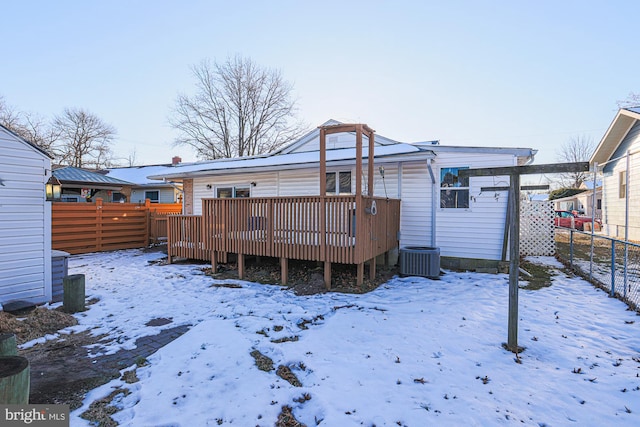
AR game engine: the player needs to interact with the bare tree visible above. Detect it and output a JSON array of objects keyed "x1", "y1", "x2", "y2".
[
  {"x1": 0, "y1": 96, "x2": 59, "y2": 153},
  {"x1": 170, "y1": 56, "x2": 306, "y2": 159},
  {"x1": 0, "y1": 96, "x2": 23, "y2": 131},
  {"x1": 617, "y1": 92, "x2": 640, "y2": 109},
  {"x1": 53, "y1": 108, "x2": 117, "y2": 168},
  {"x1": 555, "y1": 135, "x2": 596, "y2": 188}
]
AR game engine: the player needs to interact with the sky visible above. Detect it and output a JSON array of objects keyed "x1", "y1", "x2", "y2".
[
  {"x1": 22, "y1": 249, "x2": 640, "y2": 426},
  {"x1": 2, "y1": 1, "x2": 639, "y2": 168}
]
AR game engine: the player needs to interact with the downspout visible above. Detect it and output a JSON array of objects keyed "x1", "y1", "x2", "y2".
[{"x1": 427, "y1": 158, "x2": 437, "y2": 247}]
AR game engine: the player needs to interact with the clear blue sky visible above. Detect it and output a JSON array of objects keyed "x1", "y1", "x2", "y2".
[{"x1": 2, "y1": 0, "x2": 637, "y2": 169}]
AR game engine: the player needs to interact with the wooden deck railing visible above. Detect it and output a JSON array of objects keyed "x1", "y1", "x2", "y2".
[{"x1": 167, "y1": 196, "x2": 400, "y2": 286}]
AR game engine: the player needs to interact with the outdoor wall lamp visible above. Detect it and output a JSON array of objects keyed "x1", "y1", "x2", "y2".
[
  {"x1": 46, "y1": 176, "x2": 62, "y2": 201},
  {"x1": 206, "y1": 184, "x2": 212, "y2": 189},
  {"x1": 251, "y1": 181, "x2": 257, "y2": 187}
]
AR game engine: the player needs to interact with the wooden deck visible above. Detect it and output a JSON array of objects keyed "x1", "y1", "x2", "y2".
[{"x1": 167, "y1": 195, "x2": 400, "y2": 287}]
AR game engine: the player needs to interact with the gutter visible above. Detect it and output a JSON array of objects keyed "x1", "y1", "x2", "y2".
[{"x1": 427, "y1": 158, "x2": 437, "y2": 247}]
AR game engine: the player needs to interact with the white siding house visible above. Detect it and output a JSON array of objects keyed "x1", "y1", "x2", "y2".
[
  {"x1": 150, "y1": 122, "x2": 536, "y2": 267},
  {"x1": 105, "y1": 164, "x2": 184, "y2": 204},
  {"x1": 0, "y1": 125, "x2": 52, "y2": 307},
  {"x1": 591, "y1": 108, "x2": 640, "y2": 241}
]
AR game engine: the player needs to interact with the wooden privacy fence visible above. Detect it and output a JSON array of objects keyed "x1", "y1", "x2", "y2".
[{"x1": 52, "y1": 199, "x2": 182, "y2": 254}]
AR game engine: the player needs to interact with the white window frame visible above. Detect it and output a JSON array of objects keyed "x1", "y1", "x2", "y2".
[
  {"x1": 145, "y1": 190, "x2": 160, "y2": 203},
  {"x1": 216, "y1": 185, "x2": 251, "y2": 198},
  {"x1": 326, "y1": 171, "x2": 352, "y2": 195},
  {"x1": 439, "y1": 167, "x2": 470, "y2": 209}
]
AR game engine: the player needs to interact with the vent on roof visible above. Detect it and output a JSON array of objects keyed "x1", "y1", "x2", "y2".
[{"x1": 399, "y1": 246, "x2": 440, "y2": 279}]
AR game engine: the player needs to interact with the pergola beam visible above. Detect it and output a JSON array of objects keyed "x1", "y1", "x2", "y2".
[{"x1": 458, "y1": 161, "x2": 591, "y2": 353}]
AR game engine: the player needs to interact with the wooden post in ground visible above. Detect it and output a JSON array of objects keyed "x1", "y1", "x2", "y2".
[
  {"x1": 356, "y1": 263, "x2": 364, "y2": 287},
  {"x1": 211, "y1": 251, "x2": 218, "y2": 273},
  {"x1": 63, "y1": 274, "x2": 86, "y2": 313},
  {"x1": 0, "y1": 356, "x2": 30, "y2": 404},
  {"x1": 280, "y1": 257, "x2": 288, "y2": 286},
  {"x1": 0, "y1": 334, "x2": 17, "y2": 356},
  {"x1": 369, "y1": 257, "x2": 376, "y2": 280},
  {"x1": 237, "y1": 253, "x2": 245, "y2": 280},
  {"x1": 324, "y1": 262, "x2": 331, "y2": 289}
]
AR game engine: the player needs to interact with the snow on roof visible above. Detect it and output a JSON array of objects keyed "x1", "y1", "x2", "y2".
[
  {"x1": 149, "y1": 143, "x2": 429, "y2": 180},
  {"x1": 105, "y1": 165, "x2": 182, "y2": 185}
]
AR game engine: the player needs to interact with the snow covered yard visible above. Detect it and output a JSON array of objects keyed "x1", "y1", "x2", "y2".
[{"x1": 58, "y1": 249, "x2": 640, "y2": 426}]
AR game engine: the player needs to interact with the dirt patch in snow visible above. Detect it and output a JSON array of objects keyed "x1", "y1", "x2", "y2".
[{"x1": 206, "y1": 256, "x2": 399, "y2": 295}]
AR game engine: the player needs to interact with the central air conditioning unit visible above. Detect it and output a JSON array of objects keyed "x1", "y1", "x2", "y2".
[{"x1": 399, "y1": 246, "x2": 440, "y2": 279}]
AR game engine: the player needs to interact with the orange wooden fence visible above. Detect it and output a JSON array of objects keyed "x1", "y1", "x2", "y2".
[{"x1": 52, "y1": 199, "x2": 182, "y2": 254}]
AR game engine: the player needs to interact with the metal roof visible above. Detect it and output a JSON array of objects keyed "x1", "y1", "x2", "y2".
[{"x1": 53, "y1": 166, "x2": 133, "y2": 185}]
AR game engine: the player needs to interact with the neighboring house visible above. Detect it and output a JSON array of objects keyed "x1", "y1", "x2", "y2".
[
  {"x1": 52, "y1": 166, "x2": 133, "y2": 202},
  {"x1": 591, "y1": 107, "x2": 640, "y2": 240},
  {"x1": 104, "y1": 157, "x2": 184, "y2": 205},
  {"x1": 551, "y1": 180, "x2": 602, "y2": 218},
  {"x1": 0, "y1": 124, "x2": 53, "y2": 307},
  {"x1": 149, "y1": 120, "x2": 536, "y2": 268}
]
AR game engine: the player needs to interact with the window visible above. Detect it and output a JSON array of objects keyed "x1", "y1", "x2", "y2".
[
  {"x1": 619, "y1": 171, "x2": 627, "y2": 199},
  {"x1": 145, "y1": 190, "x2": 159, "y2": 203},
  {"x1": 326, "y1": 171, "x2": 352, "y2": 195},
  {"x1": 597, "y1": 199, "x2": 602, "y2": 210},
  {"x1": 440, "y1": 167, "x2": 469, "y2": 209},
  {"x1": 217, "y1": 186, "x2": 250, "y2": 198},
  {"x1": 112, "y1": 192, "x2": 127, "y2": 203}
]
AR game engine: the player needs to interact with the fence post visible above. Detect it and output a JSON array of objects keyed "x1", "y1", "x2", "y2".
[
  {"x1": 144, "y1": 199, "x2": 151, "y2": 246},
  {"x1": 569, "y1": 229, "x2": 574, "y2": 268},
  {"x1": 624, "y1": 242, "x2": 628, "y2": 299},
  {"x1": 96, "y1": 198, "x2": 103, "y2": 251},
  {"x1": 610, "y1": 240, "x2": 616, "y2": 297}
]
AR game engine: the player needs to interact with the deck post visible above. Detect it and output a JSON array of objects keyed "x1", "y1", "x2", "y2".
[
  {"x1": 238, "y1": 253, "x2": 245, "y2": 280},
  {"x1": 211, "y1": 251, "x2": 217, "y2": 272},
  {"x1": 324, "y1": 261, "x2": 331, "y2": 289},
  {"x1": 369, "y1": 257, "x2": 376, "y2": 280},
  {"x1": 280, "y1": 257, "x2": 288, "y2": 285},
  {"x1": 356, "y1": 262, "x2": 364, "y2": 286}
]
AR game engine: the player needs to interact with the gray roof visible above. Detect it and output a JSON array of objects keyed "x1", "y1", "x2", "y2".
[
  {"x1": 625, "y1": 107, "x2": 640, "y2": 115},
  {"x1": 53, "y1": 166, "x2": 133, "y2": 185}
]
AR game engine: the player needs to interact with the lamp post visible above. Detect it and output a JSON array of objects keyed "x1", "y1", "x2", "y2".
[{"x1": 46, "y1": 176, "x2": 62, "y2": 201}]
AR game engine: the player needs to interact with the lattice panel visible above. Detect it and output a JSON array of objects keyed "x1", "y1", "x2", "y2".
[{"x1": 520, "y1": 200, "x2": 555, "y2": 256}]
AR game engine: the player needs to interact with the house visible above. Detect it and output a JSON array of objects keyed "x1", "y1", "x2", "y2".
[
  {"x1": 149, "y1": 121, "x2": 536, "y2": 270},
  {"x1": 52, "y1": 166, "x2": 133, "y2": 202},
  {"x1": 552, "y1": 180, "x2": 602, "y2": 217},
  {"x1": 590, "y1": 107, "x2": 640, "y2": 240},
  {"x1": 0, "y1": 124, "x2": 53, "y2": 307},
  {"x1": 104, "y1": 157, "x2": 184, "y2": 205}
]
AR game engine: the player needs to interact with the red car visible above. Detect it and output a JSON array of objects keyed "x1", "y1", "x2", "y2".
[{"x1": 554, "y1": 211, "x2": 602, "y2": 231}]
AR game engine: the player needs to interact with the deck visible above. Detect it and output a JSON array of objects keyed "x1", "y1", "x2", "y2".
[{"x1": 167, "y1": 195, "x2": 400, "y2": 287}]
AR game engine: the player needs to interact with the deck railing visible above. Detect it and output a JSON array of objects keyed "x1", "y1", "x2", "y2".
[{"x1": 167, "y1": 195, "x2": 400, "y2": 266}]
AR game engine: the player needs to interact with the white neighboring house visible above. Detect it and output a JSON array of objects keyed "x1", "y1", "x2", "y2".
[
  {"x1": 551, "y1": 180, "x2": 602, "y2": 217},
  {"x1": 149, "y1": 121, "x2": 536, "y2": 268},
  {"x1": 105, "y1": 159, "x2": 184, "y2": 205},
  {"x1": 0, "y1": 124, "x2": 53, "y2": 307},
  {"x1": 591, "y1": 107, "x2": 640, "y2": 241}
]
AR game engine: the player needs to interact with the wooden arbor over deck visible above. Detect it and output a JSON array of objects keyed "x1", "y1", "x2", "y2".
[{"x1": 167, "y1": 123, "x2": 401, "y2": 288}]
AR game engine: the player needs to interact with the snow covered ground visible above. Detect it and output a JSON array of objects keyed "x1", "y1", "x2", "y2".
[{"x1": 52, "y1": 249, "x2": 639, "y2": 426}]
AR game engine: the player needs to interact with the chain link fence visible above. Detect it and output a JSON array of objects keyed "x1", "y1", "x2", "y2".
[{"x1": 555, "y1": 227, "x2": 640, "y2": 312}]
